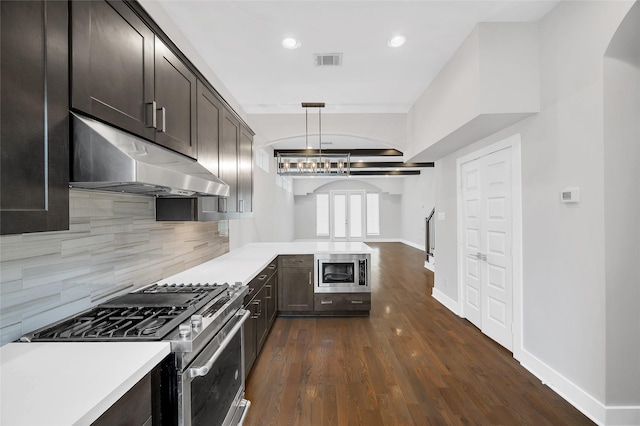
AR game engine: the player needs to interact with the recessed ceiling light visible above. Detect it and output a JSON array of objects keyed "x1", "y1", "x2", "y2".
[
  {"x1": 282, "y1": 37, "x2": 300, "y2": 49},
  {"x1": 387, "y1": 34, "x2": 407, "y2": 48}
]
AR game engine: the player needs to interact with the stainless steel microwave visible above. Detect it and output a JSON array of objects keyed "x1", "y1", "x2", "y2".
[{"x1": 314, "y1": 253, "x2": 370, "y2": 293}]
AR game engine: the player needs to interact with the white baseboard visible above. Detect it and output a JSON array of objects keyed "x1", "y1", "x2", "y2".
[
  {"x1": 432, "y1": 288, "x2": 462, "y2": 316},
  {"x1": 364, "y1": 238, "x2": 400, "y2": 243},
  {"x1": 424, "y1": 260, "x2": 435, "y2": 272},
  {"x1": 432, "y1": 289, "x2": 640, "y2": 425},
  {"x1": 399, "y1": 239, "x2": 426, "y2": 251},
  {"x1": 518, "y1": 350, "x2": 640, "y2": 425},
  {"x1": 606, "y1": 406, "x2": 640, "y2": 426}
]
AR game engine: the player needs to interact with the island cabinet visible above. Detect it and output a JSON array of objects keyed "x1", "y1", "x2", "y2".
[
  {"x1": 71, "y1": 0, "x2": 197, "y2": 159},
  {"x1": 0, "y1": 0, "x2": 69, "y2": 235},
  {"x1": 243, "y1": 260, "x2": 278, "y2": 378},
  {"x1": 314, "y1": 293, "x2": 371, "y2": 315},
  {"x1": 278, "y1": 255, "x2": 314, "y2": 314}
]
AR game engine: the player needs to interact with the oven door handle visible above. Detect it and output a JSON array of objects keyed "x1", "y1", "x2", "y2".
[{"x1": 188, "y1": 309, "x2": 250, "y2": 379}]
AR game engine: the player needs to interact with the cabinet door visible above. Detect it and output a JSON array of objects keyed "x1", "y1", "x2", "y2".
[
  {"x1": 243, "y1": 300, "x2": 258, "y2": 379},
  {"x1": 154, "y1": 37, "x2": 197, "y2": 158},
  {"x1": 265, "y1": 274, "x2": 278, "y2": 327},
  {"x1": 71, "y1": 0, "x2": 155, "y2": 140},
  {"x1": 196, "y1": 81, "x2": 222, "y2": 175},
  {"x1": 256, "y1": 286, "x2": 269, "y2": 352},
  {"x1": 238, "y1": 127, "x2": 253, "y2": 213},
  {"x1": 1, "y1": 0, "x2": 69, "y2": 235},
  {"x1": 219, "y1": 109, "x2": 239, "y2": 213},
  {"x1": 92, "y1": 370, "x2": 153, "y2": 426},
  {"x1": 278, "y1": 256, "x2": 314, "y2": 312}
]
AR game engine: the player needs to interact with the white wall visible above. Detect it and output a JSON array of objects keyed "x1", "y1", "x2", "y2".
[
  {"x1": 247, "y1": 113, "x2": 407, "y2": 151},
  {"x1": 423, "y1": 1, "x2": 638, "y2": 422},
  {"x1": 407, "y1": 22, "x2": 539, "y2": 162},
  {"x1": 603, "y1": 1, "x2": 640, "y2": 408},
  {"x1": 230, "y1": 147, "x2": 295, "y2": 248},
  {"x1": 292, "y1": 179, "x2": 402, "y2": 241},
  {"x1": 400, "y1": 169, "x2": 436, "y2": 249}
]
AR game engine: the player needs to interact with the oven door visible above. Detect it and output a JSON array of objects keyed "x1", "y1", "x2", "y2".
[
  {"x1": 319, "y1": 260, "x2": 358, "y2": 287},
  {"x1": 179, "y1": 309, "x2": 251, "y2": 426}
]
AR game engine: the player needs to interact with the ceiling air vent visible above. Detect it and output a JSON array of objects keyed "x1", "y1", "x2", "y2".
[{"x1": 314, "y1": 53, "x2": 342, "y2": 66}]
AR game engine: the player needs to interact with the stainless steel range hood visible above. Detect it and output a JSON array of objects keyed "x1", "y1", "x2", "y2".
[{"x1": 70, "y1": 112, "x2": 230, "y2": 198}]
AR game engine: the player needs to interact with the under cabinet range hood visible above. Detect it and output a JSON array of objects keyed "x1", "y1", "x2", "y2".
[{"x1": 70, "y1": 112, "x2": 230, "y2": 198}]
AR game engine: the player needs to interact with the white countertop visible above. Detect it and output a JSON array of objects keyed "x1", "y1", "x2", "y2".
[
  {"x1": 0, "y1": 342, "x2": 170, "y2": 426},
  {"x1": 159, "y1": 241, "x2": 373, "y2": 285}
]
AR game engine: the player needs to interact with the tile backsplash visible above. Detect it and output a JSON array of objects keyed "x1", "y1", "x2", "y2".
[{"x1": 0, "y1": 190, "x2": 229, "y2": 345}]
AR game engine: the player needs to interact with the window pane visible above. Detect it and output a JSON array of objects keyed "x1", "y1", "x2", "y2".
[
  {"x1": 366, "y1": 193, "x2": 380, "y2": 235},
  {"x1": 350, "y1": 193, "x2": 362, "y2": 238},
  {"x1": 333, "y1": 194, "x2": 346, "y2": 238},
  {"x1": 316, "y1": 193, "x2": 329, "y2": 236}
]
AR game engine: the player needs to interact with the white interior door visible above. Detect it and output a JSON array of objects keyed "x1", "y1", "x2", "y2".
[
  {"x1": 331, "y1": 191, "x2": 365, "y2": 242},
  {"x1": 461, "y1": 160, "x2": 483, "y2": 329},
  {"x1": 481, "y1": 149, "x2": 513, "y2": 350},
  {"x1": 460, "y1": 148, "x2": 513, "y2": 350}
]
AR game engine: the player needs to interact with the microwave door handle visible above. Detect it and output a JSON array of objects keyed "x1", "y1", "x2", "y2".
[{"x1": 188, "y1": 309, "x2": 250, "y2": 379}]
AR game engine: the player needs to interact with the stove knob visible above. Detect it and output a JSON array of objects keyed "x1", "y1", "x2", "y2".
[
  {"x1": 191, "y1": 315, "x2": 203, "y2": 329},
  {"x1": 179, "y1": 324, "x2": 191, "y2": 339}
]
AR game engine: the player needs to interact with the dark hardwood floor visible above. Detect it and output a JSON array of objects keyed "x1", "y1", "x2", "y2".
[{"x1": 244, "y1": 242, "x2": 593, "y2": 425}]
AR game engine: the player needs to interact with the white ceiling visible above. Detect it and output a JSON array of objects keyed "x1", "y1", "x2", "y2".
[{"x1": 154, "y1": 0, "x2": 559, "y2": 116}]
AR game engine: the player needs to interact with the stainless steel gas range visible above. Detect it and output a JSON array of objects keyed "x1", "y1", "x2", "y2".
[{"x1": 20, "y1": 282, "x2": 250, "y2": 426}]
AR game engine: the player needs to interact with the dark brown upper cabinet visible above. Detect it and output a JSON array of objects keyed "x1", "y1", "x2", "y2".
[
  {"x1": 219, "y1": 109, "x2": 240, "y2": 213},
  {"x1": 154, "y1": 37, "x2": 197, "y2": 159},
  {"x1": 71, "y1": 0, "x2": 197, "y2": 159},
  {"x1": 1, "y1": 0, "x2": 70, "y2": 235},
  {"x1": 71, "y1": 0, "x2": 155, "y2": 141},
  {"x1": 239, "y1": 126, "x2": 253, "y2": 213},
  {"x1": 196, "y1": 80, "x2": 222, "y2": 176}
]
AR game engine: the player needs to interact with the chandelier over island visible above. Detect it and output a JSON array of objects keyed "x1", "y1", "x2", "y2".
[{"x1": 276, "y1": 103, "x2": 351, "y2": 176}]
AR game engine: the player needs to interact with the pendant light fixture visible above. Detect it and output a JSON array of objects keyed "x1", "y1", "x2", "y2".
[{"x1": 277, "y1": 102, "x2": 350, "y2": 176}]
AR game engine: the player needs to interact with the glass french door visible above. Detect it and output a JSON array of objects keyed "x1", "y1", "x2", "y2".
[{"x1": 330, "y1": 191, "x2": 365, "y2": 241}]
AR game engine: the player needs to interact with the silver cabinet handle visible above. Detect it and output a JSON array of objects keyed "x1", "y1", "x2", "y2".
[
  {"x1": 251, "y1": 300, "x2": 261, "y2": 318},
  {"x1": 320, "y1": 299, "x2": 333, "y2": 305},
  {"x1": 146, "y1": 101, "x2": 157, "y2": 128},
  {"x1": 239, "y1": 199, "x2": 244, "y2": 213},
  {"x1": 188, "y1": 309, "x2": 250, "y2": 378},
  {"x1": 218, "y1": 198, "x2": 227, "y2": 213},
  {"x1": 308, "y1": 271, "x2": 312, "y2": 285},
  {"x1": 258, "y1": 274, "x2": 267, "y2": 281},
  {"x1": 350, "y1": 300, "x2": 363, "y2": 304},
  {"x1": 157, "y1": 106, "x2": 166, "y2": 132}
]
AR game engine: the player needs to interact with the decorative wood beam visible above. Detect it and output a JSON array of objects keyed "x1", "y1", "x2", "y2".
[
  {"x1": 349, "y1": 170, "x2": 421, "y2": 176},
  {"x1": 350, "y1": 162, "x2": 434, "y2": 168}
]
